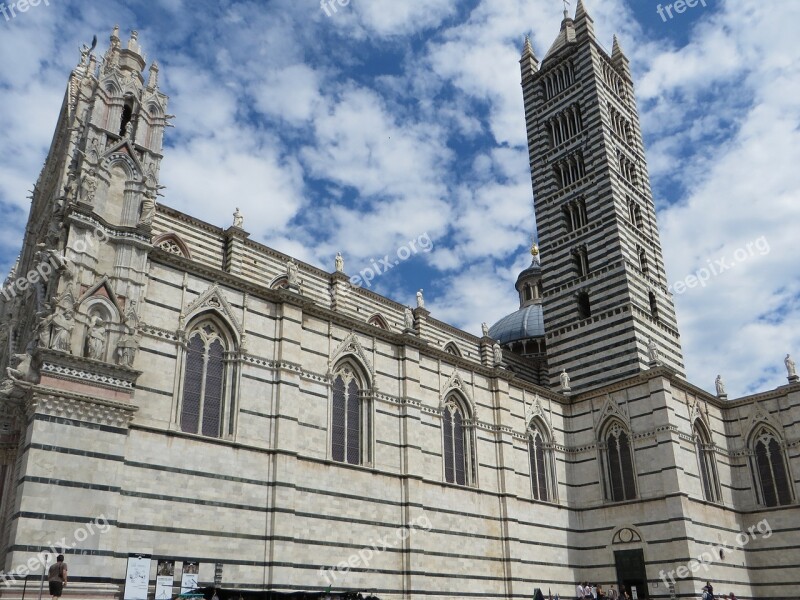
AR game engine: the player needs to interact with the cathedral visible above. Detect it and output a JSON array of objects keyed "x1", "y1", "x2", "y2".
[{"x1": 0, "y1": 3, "x2": 797, "y2": 600}]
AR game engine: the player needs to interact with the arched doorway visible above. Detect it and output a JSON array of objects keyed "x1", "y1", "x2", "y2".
[{"x1": 612, "y1": 527, "x2": 648, "y2": 600}]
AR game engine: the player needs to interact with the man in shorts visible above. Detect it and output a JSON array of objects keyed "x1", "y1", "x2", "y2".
[{"x1": 48, "y1": 554, "x2": 68, "y2": 599}]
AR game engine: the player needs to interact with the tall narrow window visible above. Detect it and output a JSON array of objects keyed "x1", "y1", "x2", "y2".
[
  {"x1": 331, "y1": 364, "x2": 369, "y2": 465},
  {"x1": 120, "y1": 100, "x2": 134, "y2": 137},
  {"x1": 751, "y1": 428, "x2": 792, "y2": 507},
  {"x1": 603, "y1": 423, "x2": 637, "y2": 501},
  {"x1": 528, "y1": 424, "x2": 553, "y2": 502},
  {"x1": 577, "y1": 292, "x2": 591, "y2": 320},
  {"x1": 649, "y1": 291, "x2": 659, "y2": 321},
  {"x1": 443, "y1": 397, "x2": 474, "y2": 486},
  {"x1": 638, "y1": 248, "x2": 649, "y2": 277},
  {"x1": 694, "y1": 422, "x2": 720, "y2": 503},
  {"x1": 180, "y1": 321, "x2": 231, "y2": 437}
]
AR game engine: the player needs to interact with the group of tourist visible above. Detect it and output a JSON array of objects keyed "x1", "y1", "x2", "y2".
[{"x1": 575, "y1": 582, "x2": 623, "y2": 600}]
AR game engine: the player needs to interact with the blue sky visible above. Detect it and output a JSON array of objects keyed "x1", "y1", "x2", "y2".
[{"x1": 1, "y1": 0, "x2": 798, "y2": 397}]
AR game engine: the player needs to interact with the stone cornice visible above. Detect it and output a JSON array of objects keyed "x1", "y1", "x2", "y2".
[
  {"x1": 26, "y1": 385, "x2": 138, "y2": 428},
  {"x1": 38, "y1": 348, "x2": 141, "y2": 391}
]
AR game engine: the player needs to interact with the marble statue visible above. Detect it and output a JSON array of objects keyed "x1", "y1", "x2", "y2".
[
  {"x1": 50, "y1": 308, "x2": 75, "y2": 353},
  {"x1": 79, "y1": 168, "x2": 98, "y2": 205},
  {"x1": 86, "y1": 315, "x2": 106, "y2": 360},
  {"x1": 335, "y1": 252, "x2": 344, "y2": 273},
  {"x1": 116, "y1": 331, "x2": 140, "y2": 368},
  {"x1": 139, "y1": 190, "x2": 156, "y2": 226},
  {"x1": 493, "y1": 343, "x2": 503, "y2": 366},
  {"x1": 560, "y1": 369, "x2": 571, "y2": 391},
  {"x1": 715, "y1": 375, "x2": 726, "y2": 396},
  {"x1": 287, "y1": 259, "x2": 299, "y2": 285},
  {"x1": 233, "y1": 208, "x2": 244, "y2": 228},
  {"x1": 786, "y1": 354, "x2": 797, "y2": 378},
  {"x1": 647, "y1": 337, "x2": 659, "y2": 363},
  {"x1": 481, "y1": 322, "x2": 490, "y2": 337},
  {"x1": 416, "y1": 289, "x2": 425, "y2": 309},
  {"x1": 404, "y1": 307, "x2": 414, "y2": 330}
]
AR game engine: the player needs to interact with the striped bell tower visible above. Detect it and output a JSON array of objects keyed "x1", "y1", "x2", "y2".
[{"x1": 520, "y1": 0, "x2": 684, "y2": 392}]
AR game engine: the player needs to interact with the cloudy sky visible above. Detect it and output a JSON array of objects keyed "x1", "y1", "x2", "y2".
[{"x1": 1, "y1": 0, "x2": 798, "y2": 397}]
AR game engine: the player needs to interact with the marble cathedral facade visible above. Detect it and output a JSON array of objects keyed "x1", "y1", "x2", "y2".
[{"x1": 0, "y1": 4, "x2": 798, "y2": 600}]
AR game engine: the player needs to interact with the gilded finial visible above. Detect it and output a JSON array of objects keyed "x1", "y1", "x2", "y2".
[{"x1": 531, "y1": 242, "x2": 539, "y2": 256}]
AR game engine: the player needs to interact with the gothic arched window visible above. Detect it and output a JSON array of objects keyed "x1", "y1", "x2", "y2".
[
  {"x1": 693, "y1": 421, "x2": 720, "y2": 503},
  {"x1": 180, "y1": 319, "x2": 234, "y2": 438},
  {"x1": 528, "y1": 422, "x2": 554, "y2": 502},
  {"x1": 750, "y1": 427, "x2": 793, "y2": 507},
  {"x1": 331, "y1": 363, "x2": 371, "y2": 465},
  {"x1": 602, "y1": 421, "x2": 637, "y2": 502},
  {"x1": 442, "y1": 396, "x2": 475, "y2": 486}
]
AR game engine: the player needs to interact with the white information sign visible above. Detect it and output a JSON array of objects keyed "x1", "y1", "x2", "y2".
[{"x1": 123, "y1": 555, "x2": 152, "y2": 600}]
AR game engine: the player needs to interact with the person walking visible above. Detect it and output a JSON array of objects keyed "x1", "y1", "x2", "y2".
[
  {"x1": 608, "y1": 585, "x2": 619, "y2": 600},
  {"x1": 48, "y1": 555, "x2": 68, "y2": 600},
  {"x1": 576, "y1": 581, "x2": 586, "y2": 600}
]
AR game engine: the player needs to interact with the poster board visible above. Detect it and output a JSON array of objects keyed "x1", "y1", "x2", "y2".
[
  {"x1": 155, "y1": 560, "x2": 175, "y2": 600},
  {"x1": 181, "y1": 561, "x2": 200, "y2": 594},
  {"x1": 123, "y1": 555, "x2": 152, "y2": 600}
]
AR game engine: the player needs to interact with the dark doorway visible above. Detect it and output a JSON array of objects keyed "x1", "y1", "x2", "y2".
[{"x1": 614, "y1": 549, "x2": 648, "y2": 600}]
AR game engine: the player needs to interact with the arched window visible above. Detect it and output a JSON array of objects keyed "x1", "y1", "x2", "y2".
[
  {"x1": 750, "y1": 427, "x2": 793, "y2": 507},
  {"x1": 367, "y1": 314, "x2": 389, "y2": 330},
  {"x1": 602, "y1": 421, "x2": 637, "y2": 501},
  {"x1": 693, "y1": 421, "x2": 720, "y2": 503},
  {"x1": 443, "y1": 342, "x2": 462, "y2": 357},
  {"x1": 120, "y1": 97, "x2": 135, "y2": 137},
  {"x1": 442, "y1": 395, "x2": 475, "y2": 486},
  {"x1": 331, "y1": 362, "x2": 371, "y2": 465},
  {"x1": 528, "y1": 422, "x2": 554, "y2": 502},
  {"x1": 180, "y1": 319, "x2": 234, "y2": 437}
]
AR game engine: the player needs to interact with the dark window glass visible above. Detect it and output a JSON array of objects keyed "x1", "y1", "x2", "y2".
[
  {"x1": 180, "y1": 335, "x2": 204, "y2": 433},
  {"x1": 347, "y1": 379, "x2": 361, "y2": 464},
  {"x1": 443, "y1": 409, "x2": 454, "y2": 483},
  {"x1": 331, "y1": 376, "x2": 346, "y2": 463}
]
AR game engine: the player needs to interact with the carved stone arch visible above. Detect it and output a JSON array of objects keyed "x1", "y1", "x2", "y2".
[
  {"x1": 101, "y1": 143, "x2": 144, "y2": 181},
  {"x1": 748, "y1": 422, "x2": 784, "y2": 447},
  {"x1": 443, "y1": 341, "x2": 462, "y2": 357},
  {"x1": 439, "y1": 371, "x2": 477, "y2": 420},
  {"x1": 180, "y1": 285, "x2": 243, "y2": 347},
  {"x1": 101, "y1": 77, "x2": 122, "y2": 97},
  {"x1": 611, "y1": 525, "x2": 644, "y2": 545},
  {"x1": 77, "y1": 278, "x2": 123, "y2": 322},
  {"x1": 692, "y1": 416, "x2": 713, "y2": 443},
  {"x1": 328, "y1": 332, "x2": 375, "y2": 390},
  {"x1": 524, "y1": 393, "x2": 553, "y2": 441},
  {"x1": 595, "y1": 393, "x2": 630, "y2": 437},
  {"x1": 688, "y1": 394, "x2": 710, "y2": 430},
  {"x1": 745, "y1": 403, "x2": 783, "y2": 442},
  {"x1": 143, "y1": 97, "x2": 165, "y2": 117},
  {"x1": 152, "y1": 232, "x2": 191, "y2": 258},
  {"x1": 269, "y1": 275, "x2": 289, "y2": 290},
  {"x1": 367, "y1": 313, "x2": 390, "y2": 330}
]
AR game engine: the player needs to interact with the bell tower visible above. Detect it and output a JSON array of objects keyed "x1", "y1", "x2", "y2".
[
  {"x1": 0, "y1": 28, "x2": 168, "y2": 583},
  {"x1": 520, "y1": 0, "x2": 684, "y2": 392}
]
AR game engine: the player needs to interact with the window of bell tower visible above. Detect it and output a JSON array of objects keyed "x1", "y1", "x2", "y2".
[{"x1": 120, "y1": 99, "x2": 134, "y2": 136}]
